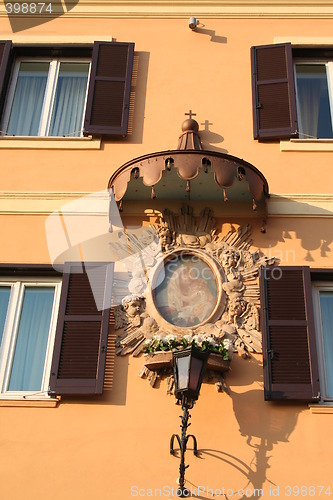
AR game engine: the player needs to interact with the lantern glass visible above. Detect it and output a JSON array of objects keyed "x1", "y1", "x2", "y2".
[
  {"x1": 177, "y1": 355, "x2": 190, "y2": 390},
  {"x1": 189, "y1": 356, "x2": 204, "y2": 392},
  {"x1": 173, "y1": 345, "x2": 208, "y2": 402}
]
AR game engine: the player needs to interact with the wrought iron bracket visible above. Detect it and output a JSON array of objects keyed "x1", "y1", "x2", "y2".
[{"x1": 170, "y1": 398, "x2": 199, "y2": 497}]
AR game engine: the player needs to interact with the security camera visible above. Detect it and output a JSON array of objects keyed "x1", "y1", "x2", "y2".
[{"x1": 189, "y1": 17, "x2": 199, "y2": 30}]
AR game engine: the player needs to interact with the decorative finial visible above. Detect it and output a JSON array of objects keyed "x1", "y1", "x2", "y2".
[{"x1": 178, "y1": 110, "x2": 202, "y2": 150}]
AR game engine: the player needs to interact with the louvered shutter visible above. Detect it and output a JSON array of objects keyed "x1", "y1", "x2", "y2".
[
  {"x1": 251, "y1": 43, "x2": 298, "y2": 140},
  {"x1": 261, "y1": 266, "x2": 320, "y2": 401},
  {"x1": 0, "y1": 41, "x2": 12, "y2": 119},
  {"x1": 49, "y1": 262, "x2": 114, "y2": 396},
  {"x1": 84, "y1": 41, "x2": 134, "y2": 138}
]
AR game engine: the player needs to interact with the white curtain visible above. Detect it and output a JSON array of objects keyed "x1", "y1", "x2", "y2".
[
  {"x1": 319, "y1": 291, "x2": 333, "y2": 398},
  {"x1": 296, "y1": 77, "x2": 322, "y2": 138},
  {"x1": 0, "y1": 287, "x2": 10, "y2": 348},
  {"x1": 8, "y1": 287, "x2": 55, "y2": 392},
  {"x1": 296, "y1": 64, "x2": 333, "y2": 139},
  {"x1": 6, "y1": 62, "x2": 48, "y2": 136},
  {"x1": 49, "y1": 63, "x2": 89, "y2": 137}
]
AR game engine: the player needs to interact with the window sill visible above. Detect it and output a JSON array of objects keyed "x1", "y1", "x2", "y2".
[
  {"x1": 280, "y1": 139, "x2": 333, "y2": 152},
  {"x1": 309, "y1": 404, "x2": 333, "y2": 414},
  {"x1": 0, "y1": 136, "x2": 101, "y2": 150},
  {"x1": 0, "y1": 398, "x2": 60, "y2": 407}
]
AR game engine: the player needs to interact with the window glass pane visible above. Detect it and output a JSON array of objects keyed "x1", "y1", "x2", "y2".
[
  {"x1": 295, "y1": 64, "x2": 333, "y2": 139},
  {"x1": 8, "y1": 287, "x2": 55, "y2": 392},
  {"x1": 48, "y1": 62, "x2": 89, "y2": 137},
  {"x1": 6, "y1": 62, "x2": 49, "y2": 136},
  {"x1": 319, "y1": 291, "x2": 333, "y2": 398},
  {"x1": 0, "y1": 287, "x2": 11, "y2": 348}
]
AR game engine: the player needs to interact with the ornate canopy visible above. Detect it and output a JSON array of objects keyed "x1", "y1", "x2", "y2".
[{"x1": 108, "y1": 116, "x2": 269, "y2": 231}]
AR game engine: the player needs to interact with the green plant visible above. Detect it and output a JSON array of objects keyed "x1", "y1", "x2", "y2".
[{"x1": 144, "y1": 333, "x2": 230, "y2": 360}]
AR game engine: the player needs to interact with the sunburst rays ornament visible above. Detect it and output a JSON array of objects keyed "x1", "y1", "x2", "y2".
[{"x1": 114, "y1": 205, "x2": 275, "y2": 388}]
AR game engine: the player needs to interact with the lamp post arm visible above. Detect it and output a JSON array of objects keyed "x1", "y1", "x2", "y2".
[
  {"x1": 170, "y1": 434, "x2": 182, "y2": 455},
  {"x1": 186, "y1": 434, "x2": 198, "y2": 456},
  {"x1": 169, "y1": 399, "x2": 198, "y2": 496}
]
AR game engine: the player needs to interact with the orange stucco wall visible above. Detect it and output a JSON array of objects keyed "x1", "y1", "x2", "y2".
[{"x1": 0, "y1": 11, "x2": 333, "y2": 500}]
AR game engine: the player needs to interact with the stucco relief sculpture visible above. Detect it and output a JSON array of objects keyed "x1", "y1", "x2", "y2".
[{"x1": 114, "y1": 205, "x2": 275, "y2": 386}]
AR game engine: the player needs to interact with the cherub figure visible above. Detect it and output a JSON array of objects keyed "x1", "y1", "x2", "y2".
[
  {"x1": 228, "y1": 298, "x2": 247, "y2": 326},
  {"x1": 220, "y1": 248, "x2": 241, "y2": 278},
  {"x1": 122, "y1": 295, "x2": 144, "y2": 327},
  {"x1": 157, "y1": 225, "x2": 173, "y2": 251}
]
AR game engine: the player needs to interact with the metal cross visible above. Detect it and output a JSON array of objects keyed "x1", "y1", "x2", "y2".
[{"x1": 185, "y1": 110, "x2": 196, "y2": 119}]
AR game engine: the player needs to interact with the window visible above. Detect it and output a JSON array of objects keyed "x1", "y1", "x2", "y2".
[
  {"x1": 312, "y1": 283, "x2": 333, "y2": 401},
  {"x1": 49, "y1": 262, "x2": 114, "y2": 396},
  {"x1": 2, "y1": 59, "x2": 90, "y2": 137},
  {"x1": 261, "y1": 266, "x2": 320, "y2": 402},
  {"x1": 261, "y1": 266, "x2": 333, "y2": 404},
  {"x1": 0, "y1": 263, "x2": 114, "y2": 399},
  {"x1": 0, "y1": 41, "x2": 134, "y2": 138},
  {"x1": 0, "y1": 278, "x2": 61, "y2": 397},
  {"x1": 295, "y1": 63, "x2": 333, "y2": 139},
  {"x1": 251, "y1": 43, "x2": 333, "y2": 140}
]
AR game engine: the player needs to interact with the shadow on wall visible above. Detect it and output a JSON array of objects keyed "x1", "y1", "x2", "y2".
[
  {"x1": 59, "y1": 355, "x2": 129, "y2": 407},
  {"x1": 253, "y1": 202, "x2": 333, "y2": 263},
  {"x1": 126, "y1": 51, "x2": 150, "y2": 145},
  {"x1": 193, "y1": 357, "x2": 304, "y2": 499},
  {"x1": 199, "y1": 119, "x2": 228, "y2": 153},
  {"x1": 194, "y1": 28, "x2": 227, "y2": 44},
  {"x1": 99, "y1": 50, "x2": 150, "y2": 147},
  {"x1": 7, "y1": 1, "x2": 79, "y2": 32}
]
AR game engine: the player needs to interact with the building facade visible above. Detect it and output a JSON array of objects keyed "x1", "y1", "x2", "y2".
[{"x1": 1, "y1": 2, "x2": 333, "y2": 499}]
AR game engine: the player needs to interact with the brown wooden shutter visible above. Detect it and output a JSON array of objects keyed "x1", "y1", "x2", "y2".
[
  {"x1": 251, "y1": 43, "x2": 298, "y2": 140},
  {"x1": 261, "y1": 266, "x2": 320, "y2": 401},
  {"x1": 84, "y1": 41, "x2": 134, "y2": 138},
  {"x1": 0, "y1": 41, "x2": 12, "y2": 119},
  {"x1": 49, "y1": 262, "x2": 114, "y2": 396}
]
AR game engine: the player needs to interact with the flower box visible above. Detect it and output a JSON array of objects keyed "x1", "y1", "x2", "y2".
[
  {"x1": 144, "y1": 351, "x2": 173, "y2": 370},
  {"x1": 143, "y1": 350, "x2": 230, "y2": 373},
  {"x1": 207, "y1": 353, "x2": 230, "y2": 373}
]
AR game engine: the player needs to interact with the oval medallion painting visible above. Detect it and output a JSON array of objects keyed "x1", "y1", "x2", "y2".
[{"x1": 154, "y1": 254, "x2": 218, "y2": 327}]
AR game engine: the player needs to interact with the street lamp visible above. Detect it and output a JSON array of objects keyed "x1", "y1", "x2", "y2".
[{"x1": 170, "y1": 345, "x2": 209, "y2": 497}]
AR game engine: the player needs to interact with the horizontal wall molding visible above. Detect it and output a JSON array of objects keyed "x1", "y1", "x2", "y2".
[
  {"x1": 280, "y1": 139, "x2": 333, "y2": 152},
  {"x1": 9, "y1": 35, "x2": 113, "y2": 44},
  {"x1": 0, "y1": 191, "x2": 109, "y2": 215},
  {"x1": 309, "y1": 405, "x2": 333, "y2": 414},
  {"x1": 1, "y1": 191, "x2": 333, "y2": 217},
  {"x1": 0, "y1": 137, "x2": 101, "y2": 150},
  {"x1": 268, "y1": 194, "x2": 333, "y2": 217},
  {"x1": 2, "y1": 2, "x2": 333, "y2": 19},
  {"x1": 0, "y1": 399, "x2": 59, "y2": 407},
  {"x1": 275, "y1": 36, "x2": 333, "y2": 45}
]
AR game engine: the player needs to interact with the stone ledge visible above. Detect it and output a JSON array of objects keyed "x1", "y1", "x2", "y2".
[
  {"x1": 309, "y1": 404, "x2": 333, "y2": 414},
  {"x1": 0, "y1": 398, "x2": 60, "y2": 408},
  {"x1": 0, "y1": 136, "x2": 101, "y2": 150}
]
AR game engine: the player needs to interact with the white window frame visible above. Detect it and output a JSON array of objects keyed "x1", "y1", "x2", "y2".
[
  {"x1": 2, "y1": 57, "x2": 91, "y2": 138},
  {"x1": 0, "y1": 278, "x2": 62, "y2": 399},
  {"x1": 312, "y1": 282, "x2": 333, "y2": 403},
  {"x1": 294, "y1": 60, "x2": 333, "y2": 139}
]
